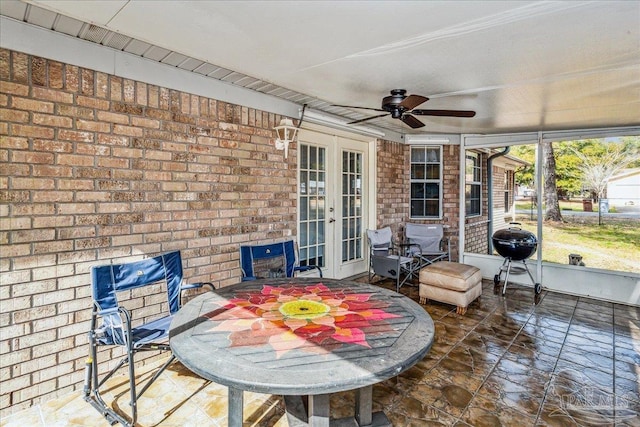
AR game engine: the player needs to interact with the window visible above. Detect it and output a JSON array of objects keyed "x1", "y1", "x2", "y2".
[
  {"x1": 410, "y1": 146, "x2": 442, "y2": 218},
  {"x1": 465, "y1": 152, "x2": 481, "y2": 217}
]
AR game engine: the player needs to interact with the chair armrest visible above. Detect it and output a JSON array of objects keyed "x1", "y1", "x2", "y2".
[
  {"x1": 294, "y1": 265, "x2": 323, "y2": 278},
  {"x1": 93, "y1": 306, "x2": 132, "y2": 347},
  {"x1": 397, "y1": 242, "x2": 422, "y2": 257}
]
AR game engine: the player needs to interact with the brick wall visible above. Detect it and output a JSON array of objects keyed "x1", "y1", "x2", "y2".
[
  {"x1": 375, "y1": 140, "x2": 407, "y2": 241},
  {"x1": 375, "y1": 141, "x2": 461, "y2": 259},
  {"x1": 0, "y1": 47, "x2": 474, "y2": 416},
  {"x1": 0, "y1": 49, "x2": 298, "y2": 415},
  {"x1": 464, "y1": 152, "x2": 489, "y2": 254}
]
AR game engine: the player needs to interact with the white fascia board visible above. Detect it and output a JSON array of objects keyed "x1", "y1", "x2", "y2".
[{"x1": 0, "y1": 16, "x2": 300, "y2": 118}]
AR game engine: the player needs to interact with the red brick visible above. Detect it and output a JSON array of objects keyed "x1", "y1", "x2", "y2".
[
  {"x1": 11, "y1": 97, "x2": 54, "y2": 113},
  {"x1": 32, "y1": 87, "x2": 73, "y2": 104},
  {"x1": 76, "y1": 119, "x2": 111, "y2": 133},
  {"x1": 11, "y1": 177, "x2": 55, "y2": 190},
  {"x1": 31, "y1": 57, "x2": 47, "y2": 86},
  {"x1": 0, "y1": 49, "x2": 9, "y2": 80},
  {"x1": 110, "y1": 76, "x2": 122, "y2": 101},
  {"x1": 57, "y1": 130, "x2": 94, "y2": 143},
  {"x1": 32, "y1": 114, "x2": 73, "y2": 128},
  {"x1": 81, "y1": 68, "x2": 94, "y2": 96},
  {"x1": 0, "y1": 108, "x2": 28, "y2": 123},
  {"x1": 95, "y1": 72, "x2": 108, "y2": 98},
  {"x1": 11, "y1": 151, "x2": 54, "y2": 164},
  {"x1": 1, "y1": 136, "x2": 29, "y2": 149},
  {"x1": 11, "y1": 125, "x2": 55, "y2": 139},
  {"x1": 96, "y1": 110, "x2": 129, "y2": 125},
  {"x1": 76, "y1": 96, "x2": 109, "y2": 110},
  {"x1": 49, "y1": 61, "x2": 64, "y2": 89},
  {"x1": 64, "y1": 65, "x2": 79, "y2": 92},
  {"x1": 56, "y1": 154, "x2": 94, "y2": 167}
]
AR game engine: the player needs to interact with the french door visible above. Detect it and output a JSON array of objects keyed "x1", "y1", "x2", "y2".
[{"x1": 297, "y1": 128, "x2": 370, "y2": 279}]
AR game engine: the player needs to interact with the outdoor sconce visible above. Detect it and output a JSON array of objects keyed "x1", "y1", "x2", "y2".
[{"x1": 274, "y1": 118, "x2": 298, "y2": 158}]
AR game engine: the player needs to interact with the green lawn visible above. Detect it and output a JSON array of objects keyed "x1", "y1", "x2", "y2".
[
  {"x1": 515, "y1": 199, "x2": 601, "y2": 213},
  {"x1": 514, "y1": 217, "x2": 640, "y2": 273}
]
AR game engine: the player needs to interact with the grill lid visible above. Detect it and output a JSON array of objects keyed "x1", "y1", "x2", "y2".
[{"x1": 492, "y1": 225, "x2": 537, "y2": 260}]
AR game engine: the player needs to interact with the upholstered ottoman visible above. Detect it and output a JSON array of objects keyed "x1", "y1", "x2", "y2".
[{"x1": 419, "y1": 261, "x2": 482, "y2": 315}]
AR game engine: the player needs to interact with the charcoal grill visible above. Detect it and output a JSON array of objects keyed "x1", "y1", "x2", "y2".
[{"x1": 492, "y1": 223, "x2": 542, "y2": 295}]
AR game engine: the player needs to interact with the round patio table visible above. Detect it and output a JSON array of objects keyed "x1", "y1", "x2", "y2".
[{"x1": 170, "y1": 277, "x2": 434, "y2": 427}]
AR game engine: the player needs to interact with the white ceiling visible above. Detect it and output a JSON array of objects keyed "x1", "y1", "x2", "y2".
[{"x1": 4, "y1": 0, "x2": 640, "y2": 136}]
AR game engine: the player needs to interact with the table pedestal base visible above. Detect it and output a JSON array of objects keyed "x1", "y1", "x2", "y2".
[{"x1": 283, "y1": 387, "x2": 391, "y2": 427}]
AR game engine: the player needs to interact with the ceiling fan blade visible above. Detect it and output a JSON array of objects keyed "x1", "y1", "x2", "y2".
[
  {"x1": 411, "y1": 109, "x2": 476, "y2": 118},
  {"x1": 332, "y1": 104, "x2": 386, "y2": 112},
  {"x1": 399, "y1": 95, "x2": 428, "y2": 110},
  {"x1": 401, "y1": 114, "x2": 425, "y2": 129},
  {"x1": 347, "y1": 113, "x2": 389, "y2": 125}
]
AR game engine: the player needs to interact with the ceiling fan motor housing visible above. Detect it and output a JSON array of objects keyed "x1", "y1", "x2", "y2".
[{"x1": 382, "y1": 89, "x2": 408, "y2": 118}]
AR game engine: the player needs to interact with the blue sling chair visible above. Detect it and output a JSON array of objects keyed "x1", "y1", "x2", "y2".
[
  {"x1": 240, "y1": 240, "x2": 323, "y2": 281},
  {"x1": 84, "y1": 251, "x2": 214, "y2": 427}
]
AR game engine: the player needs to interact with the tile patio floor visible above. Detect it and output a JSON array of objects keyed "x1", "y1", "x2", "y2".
[{"x1": 2, "y1": 278, "x2": 639, "y2": 427}]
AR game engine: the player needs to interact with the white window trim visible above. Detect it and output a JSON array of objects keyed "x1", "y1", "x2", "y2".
[
  {"x1": 410, "y1": 145, "x2": 443, "y2": 219},
  {"x1": 465, "y1": 151, "x2": 482, "y2": 218}
]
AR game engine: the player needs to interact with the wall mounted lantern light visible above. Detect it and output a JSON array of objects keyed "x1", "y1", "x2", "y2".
[{"x1": 274, "y1": 118, "x2": 298, "y2": 158}]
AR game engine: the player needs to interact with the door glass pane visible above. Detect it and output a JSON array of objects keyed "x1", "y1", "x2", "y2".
[
  {"x1": 341, "y1": 150, "x2": 363, "y2": 263},
  {"x1": 299, "y1": 144, "x2": 326, "y2": 268}
]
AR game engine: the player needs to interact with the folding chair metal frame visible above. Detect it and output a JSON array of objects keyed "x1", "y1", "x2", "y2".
[
  {"x1": 240, "y1": 240, "x2": 323, "y2": 281},
  {"x1": 83, "y1": 251, "x2": 214, "y2": 427},
  {"x1": 367, "y1": 227, "x2": 421, "y2": 292}
]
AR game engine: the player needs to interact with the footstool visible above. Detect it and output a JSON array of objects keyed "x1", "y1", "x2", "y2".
[{"x1": 419, "y1": 261, "x2": 482, "y2": 315}]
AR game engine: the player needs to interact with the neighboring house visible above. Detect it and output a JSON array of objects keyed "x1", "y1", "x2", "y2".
[
  {"x1": 606, "y1": 168, "x2": 640, "y2": 207},
  {"x1": 489, "y1": 154, "x2": 529, "y2": 232}
]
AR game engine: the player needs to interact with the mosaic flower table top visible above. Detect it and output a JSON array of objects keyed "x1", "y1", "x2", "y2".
[{"x1": 170, "y1": 278, "x2": 435, "y2": 396}]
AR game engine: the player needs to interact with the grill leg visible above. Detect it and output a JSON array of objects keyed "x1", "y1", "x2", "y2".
[
  {"x1": 502, "y1": 258, "x2": 512, "y2": 295},
  {"x1": 522, "y1": 259, "x2": 540, "y2": 294}
]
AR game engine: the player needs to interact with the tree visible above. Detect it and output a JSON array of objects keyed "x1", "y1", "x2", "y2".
[
  {"x1": 571, "y1": 140, "x2": 640, "y2": 224},
  {"x1": 542, "y1": 141, "x2": 563, "y2": 222}
]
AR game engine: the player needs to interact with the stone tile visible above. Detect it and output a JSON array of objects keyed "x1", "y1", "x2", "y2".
[
  {"x1": 407, "y1": 374, "x2": 474, "y2": 418},
  {"x1": 558, "y1": 344, "x2": 615, "y2": 373},
  {"x1": 387, "y1": 395, "x2": 459, "y2": 426},
  {"x1": 614, "y1": 317, "x2": 640, "y2": 338},
  {"x1": 475, "y1": 380, "x2": 543, "y2": 419},
  {"x1": 615, "y1": 376, "x2": 640, "y2": 402},
  {"x1": 563, "y1": 333, "x2": 615, "y2": 355},
  {"x1": 461, "y1": 394, "x2": 537, "y2": 426},
  {"x1": 445, "y1": 343, "x2": 501, "y2": 379},
  {"x1": 614, "y1": 305, "x2": 640, "y2": 321},
  {"x1": 4, "y1": 284, "x2": 638, "y2": 427},
  {"x1": 615, "y1": 359, "x2": 640, "y2": 382},
  {"x1": 551, "y1": 361, "x2": 615, "y2": 394},
  {"x1": 503, "y1": 343, "x2": 558, "y2": 373},
  {"x1": 460, "y1": 330, "x2": 510, "y2": 358},
  {"x1": 568, "y1": 318, "x2": 614, "y2": 336},
  {"x1": 537, "y1": 395, "x2": 616, "y2": 427},
  {"x1": 522, "y1": 321, "x2": 568, "y2": 343},
  {"x1": 511, "y1": 331, "x2": 565, "y2": 358}
]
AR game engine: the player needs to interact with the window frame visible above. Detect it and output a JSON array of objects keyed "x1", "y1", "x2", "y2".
[
  {"x1": 410, "y1": 145, "x2": 443, "y2": 219},
  {"x1": 465, "y1": 151, "x2": 482, "y2": 217}
]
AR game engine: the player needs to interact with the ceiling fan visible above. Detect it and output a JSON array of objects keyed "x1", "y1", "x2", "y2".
[{"x1": 333, "y1": 89, "x2": 476, "y2": 129}]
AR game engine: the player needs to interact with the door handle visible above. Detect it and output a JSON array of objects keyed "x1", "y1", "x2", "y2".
[{"x1": 328, "y1": 218, "x2": 335, "y2": 223}]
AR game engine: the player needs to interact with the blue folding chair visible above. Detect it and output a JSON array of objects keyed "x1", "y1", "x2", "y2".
[
  {"x1": 240, "y1": 240, "x2": 323, "y2": 281},
  {"x1": 83, "y1": 251, "x2": 214, "y2": 427}
]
